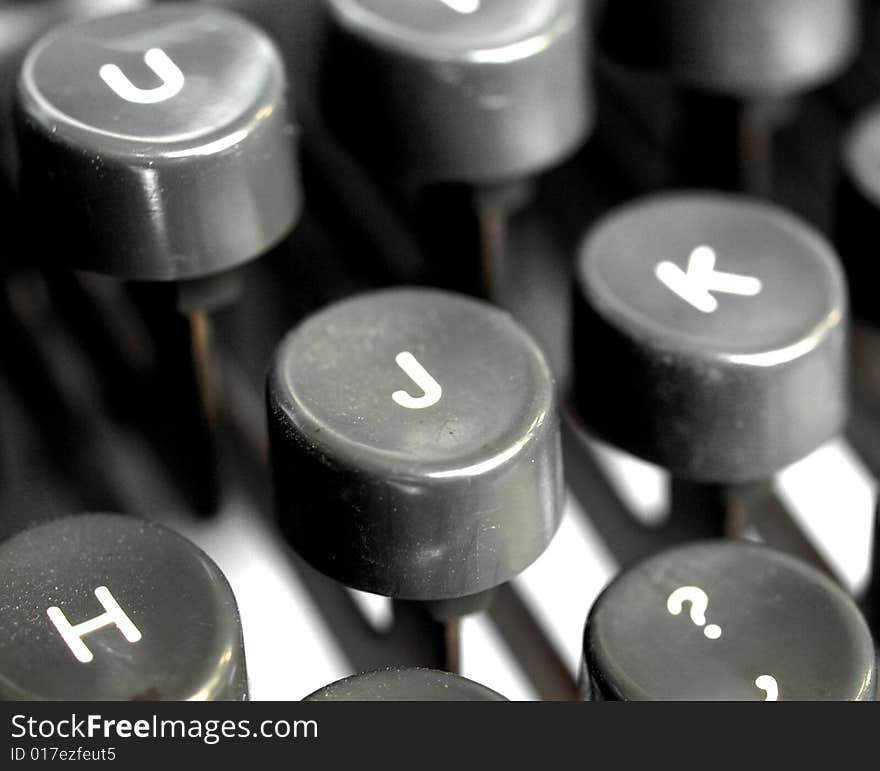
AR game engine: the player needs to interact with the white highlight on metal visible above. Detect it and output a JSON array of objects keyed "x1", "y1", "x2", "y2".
[
  {"x1": 47, "y1": 586, "x2": 142, "y2": 664},
  {"x1": 392, "y1": 351, "x2": 442, "y2": 409},
  {"x1": 655, "y1": 245, "x2": 762, "y2": 313},
  {"x1": 666, "y1": 585, "x2": 722, "y2": 639},
  {"x1": 755, "y1": 674, "x2": 779, "y2": 701},
  {"x1": 428, "y1": 412, "x2": 544, "y2": 479},
  {"x1": 99, "y1": 48, "x2": 185, "y2": 105},
  {"x1": 727, "y1": 311, "x2": 841, "y2": 367},
  {"x1": 437, "y1": 0, "x2": 480, "y2": 13}
]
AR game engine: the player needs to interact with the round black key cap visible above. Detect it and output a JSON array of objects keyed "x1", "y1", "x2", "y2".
[
  {"x1": 0, "y1": 513, "x2": 247, "y2": 700},
  {"x1": 322, "y1": 0, "x2": 592, "y2": 184},
  {"x1": 582, "y1": 541, "x2": 876, "y2": 701},
  {"x1": 600, "y1": 0, "x2": 859, "y2": 97},
  {"x1": 305, "y1": 667, "x2": 506, "y2": 701},
  {"x1": 838, "y1": 105, "x2": 880, "y2": 325},
  {"x1": 15, "y1": 5, "x2": 300, "y2": 280},
  {"x1": 268, "y1": 288, "x2": 563, "y2": 601},
  {"x1": 572, "y1": 192, "x2": 847, "y2": 482}
]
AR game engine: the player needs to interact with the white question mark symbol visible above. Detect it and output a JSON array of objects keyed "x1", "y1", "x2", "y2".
[
  {"x1": 668, "y1": 587, "x2": 780, "y2": 699},
  {"x1": 666, "y1": 586, "x2": 722, "y2": 639}
]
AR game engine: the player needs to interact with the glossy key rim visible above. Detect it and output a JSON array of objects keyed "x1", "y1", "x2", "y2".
[{"x1": 326, "y1": 0, "x2": 579, "y2": 59}]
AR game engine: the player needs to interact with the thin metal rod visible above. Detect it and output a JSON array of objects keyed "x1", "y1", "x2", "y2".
[
  {"x1": 474, "y1": 183, "x2": 533, "y2": 304},
  {"x1": 680, "y1": 91, "x2": 776, "y2": 196},
  {"x1": 443, "y1": 619, "x2": 461, "y2": 675},
  {"x1": 667, "y1": 480, "x2": 732, "y2": 540},
  {"x1": 187, "y1": 308, "x2": 224, "y2": 493},
  {"x1": 738, "y1": 100, "x2": 775, "y2": 197},
  {"x1": 126, "y1": 280, "x2": 231, "y2": 515},
  {"x1": 476, "y1": 199, "x2": 506, "y2": 304}
]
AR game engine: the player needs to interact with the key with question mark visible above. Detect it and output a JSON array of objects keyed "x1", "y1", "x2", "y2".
[
  {"x1": 666, "y1": 585, "x2": 779, "y2": 699},
  {"x1": 581, "y1": 542, "x2": 876, "y2": 700}
]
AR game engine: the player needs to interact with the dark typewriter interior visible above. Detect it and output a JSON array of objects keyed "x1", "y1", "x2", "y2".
[{"x1": 1, "y1": 0, "x2": 879, "y2": 701}]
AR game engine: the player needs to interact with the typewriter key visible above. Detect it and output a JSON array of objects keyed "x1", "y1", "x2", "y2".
[
  {"x1": 268, "y1": 288, "x2": 563, "y2": 667},
  {"x1": 582, "y1": 541, "x2": 876, "y2": 700},
  {"x1": 599, "y1": 0, "x2": 860, "y2": 193},
  {"x1": 322, "y1": 0, "x2": 591, "y2": 185},
  {"x1": 572, "y1": 192, "x2": 847, "y2": 483},
  {"x1": 322, "y1": 0, "x2": 593, "y2": 300},
  {"x1": 305, "y1": 667, "x2": 506, "y2": 701},
  {"x1": 0, "y1": 513, "x2": 248, "y2": 700},
  {"x1": 14, "y1": 6, "x2": 303, "y2": 512}
]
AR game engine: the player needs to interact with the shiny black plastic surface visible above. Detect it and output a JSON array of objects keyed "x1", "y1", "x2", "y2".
[
  {"x1": 268, "y1": 288, "x2": 563, "y2": 600},
  {"x1": 583, "y1": 541, "x2": 876, "y2": 701},
  {"x1": 0, "y1": 513, "x2": 247, "y2": 700},
  {"x1": 573, "y1": 192, "x2": 848, "y2": 481},
  {"x1": 15, "y1": 5, "x2": 301, "y2": 280}
]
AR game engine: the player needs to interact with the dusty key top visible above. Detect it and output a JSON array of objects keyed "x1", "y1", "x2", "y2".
[
  {"x1": 572, "y1": 192, "x2": 848, "y2": 482},
  {"x1": 305, "y1": 667, "x2": 506, "y2": 701},
  {"x1": 582, "y1": 541, "x2": 877, "y2": 700},
  {"x1": 15, "y1": 4, "x2": 300, "y2": 280},
  {"x1": 0, "y1": 513, "x2": 247, "y2": 700},
  {"x1": 267, "y1": 288, "x2": 563, "y2": 602},
  {"x1": 322, "y1": 0, "x2": 591, "y2": 184}
]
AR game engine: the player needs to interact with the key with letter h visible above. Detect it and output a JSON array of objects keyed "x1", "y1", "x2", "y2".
[
  {"x1": 0, "y1": 514, "x2": 248, "y2": 700},
  {"x1": 47, "y1": 586, "x2": 142, "y2": 664}
]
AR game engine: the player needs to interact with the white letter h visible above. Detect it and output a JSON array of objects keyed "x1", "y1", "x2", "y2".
[{"x1": 47, "y1": 587, "x2": 142, "y2": 663}]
